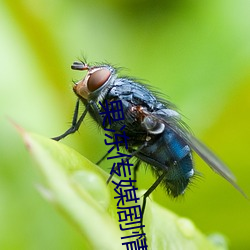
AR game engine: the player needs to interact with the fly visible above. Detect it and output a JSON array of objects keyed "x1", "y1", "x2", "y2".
[{"x1": 52, "y1": 60, "x2": 247, "y2": 220}]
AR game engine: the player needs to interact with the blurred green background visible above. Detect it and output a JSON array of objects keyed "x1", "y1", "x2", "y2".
[{"x1": 1, "y1": 0, "x2": 250, "y2": 249}]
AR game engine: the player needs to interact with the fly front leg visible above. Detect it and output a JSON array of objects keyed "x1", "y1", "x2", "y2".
[
  {"x1": 88, "y1": 100, "x2": 106, "y2": 126},
  {"x1": 52, "y1": 99, "x2": 89, "y2": 141}
]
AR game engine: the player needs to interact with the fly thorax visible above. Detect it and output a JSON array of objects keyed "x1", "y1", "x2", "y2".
[{"x1": 141, "y1": 116, "x2": 165, "y2": 134}]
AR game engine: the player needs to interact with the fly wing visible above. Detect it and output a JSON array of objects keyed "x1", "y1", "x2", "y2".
[
  {"x1": 170, "y1": 123, "x2": 247, "y2": 198},
  {"x1": 186, "y1": 133, "x2": 236, "y2": 180},
  {"x1": 150, "y1": 110, "x2": 247, "y2": 198}
]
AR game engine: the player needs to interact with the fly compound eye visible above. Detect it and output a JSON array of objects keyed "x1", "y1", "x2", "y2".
[{"x1": 87, "y1": 68, "x2": 111, "y2": 92}]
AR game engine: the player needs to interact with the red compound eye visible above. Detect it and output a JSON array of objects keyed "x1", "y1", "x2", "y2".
[{"x1": 87, "y1": 68, "x2": 111, "y2": 92}]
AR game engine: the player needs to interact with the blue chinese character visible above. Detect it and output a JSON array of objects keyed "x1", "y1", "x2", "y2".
[
  {"x1": 122, "y1": 234, "x2": 148, "y2": 250},
  {"x1": 112, "y1": 179, "x2": 139, "y2": 206},
  {"x1": 120, "y1": 221, "x2": 145, "y2": 231},
  {"x1": 104, "y1": 125, "x2": 129, "y2": 153},
  {"x1": 107, "y1": 151, "x2": 132, "y2": 161},
  {"x1": 99, "y1": 100, "x2": 124, "y2": 126},
  {"x1": 117, "y1": 205, "x2": 142, "y2": 222},
  {"x1": 110, "y1": 158, "x2": 133, "y2": 177}
]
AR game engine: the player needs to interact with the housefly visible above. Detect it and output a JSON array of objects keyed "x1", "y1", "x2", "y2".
[{"x1": 52, "y1": 60, "x2": 246, "y2": 217}]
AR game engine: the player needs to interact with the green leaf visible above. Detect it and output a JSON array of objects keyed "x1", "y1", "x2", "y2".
[{"x1": 19, "y1": 127, "x2": 227, "y2": 250}]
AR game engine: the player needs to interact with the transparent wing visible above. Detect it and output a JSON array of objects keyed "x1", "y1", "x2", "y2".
[{"x1": 149, "y1": 110, "x2": 247, "y2": 198}]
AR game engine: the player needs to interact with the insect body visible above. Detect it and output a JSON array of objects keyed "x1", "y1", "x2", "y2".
[{"x1": 53, "y1": 61, "x2": 246, "y2": 208}]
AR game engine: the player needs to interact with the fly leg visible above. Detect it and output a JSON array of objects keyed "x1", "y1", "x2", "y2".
[
  {"x1": 88, "y1": 100, "x2": 105, "y2": 125},
  {"x1": 106, "y1": 144, "x2": 147, "y2": 184},
  {"x1": 140, "y1": 171, "x2": 168, "y2": 234},
  {"x1": 52, "y1": 99, "x2": 104, "y2": 141},
  {"x1": 52, "y1": 99, "x2": 89, "y2": 141},
  {"x1": 96, "y1": 151, "x2": 111, "y2": 165},
  {"x1": 133, "y1": 161, "x2": 141, "y2": 188},
  {"x1": 98, "y1": 154, "x2": 141, "y2": 181}
]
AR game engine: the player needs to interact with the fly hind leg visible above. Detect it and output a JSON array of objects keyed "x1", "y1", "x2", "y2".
[{"x1": 140, "y1": 171, "x2": 168, "y2": 234}]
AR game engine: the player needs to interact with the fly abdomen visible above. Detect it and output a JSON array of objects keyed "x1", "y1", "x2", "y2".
[
  {"x1": 165, "y1": 129, "x2": 191, "y2": 161},
  {"x1": 163, "y1": 129, "x2": 194, "y2": 196},
  {"x1": 164, "y1": 153, "x2": 193, "y2": 197},
  {"x1": 137, "y1": 128, "x2": 194, "y2": 197}
]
